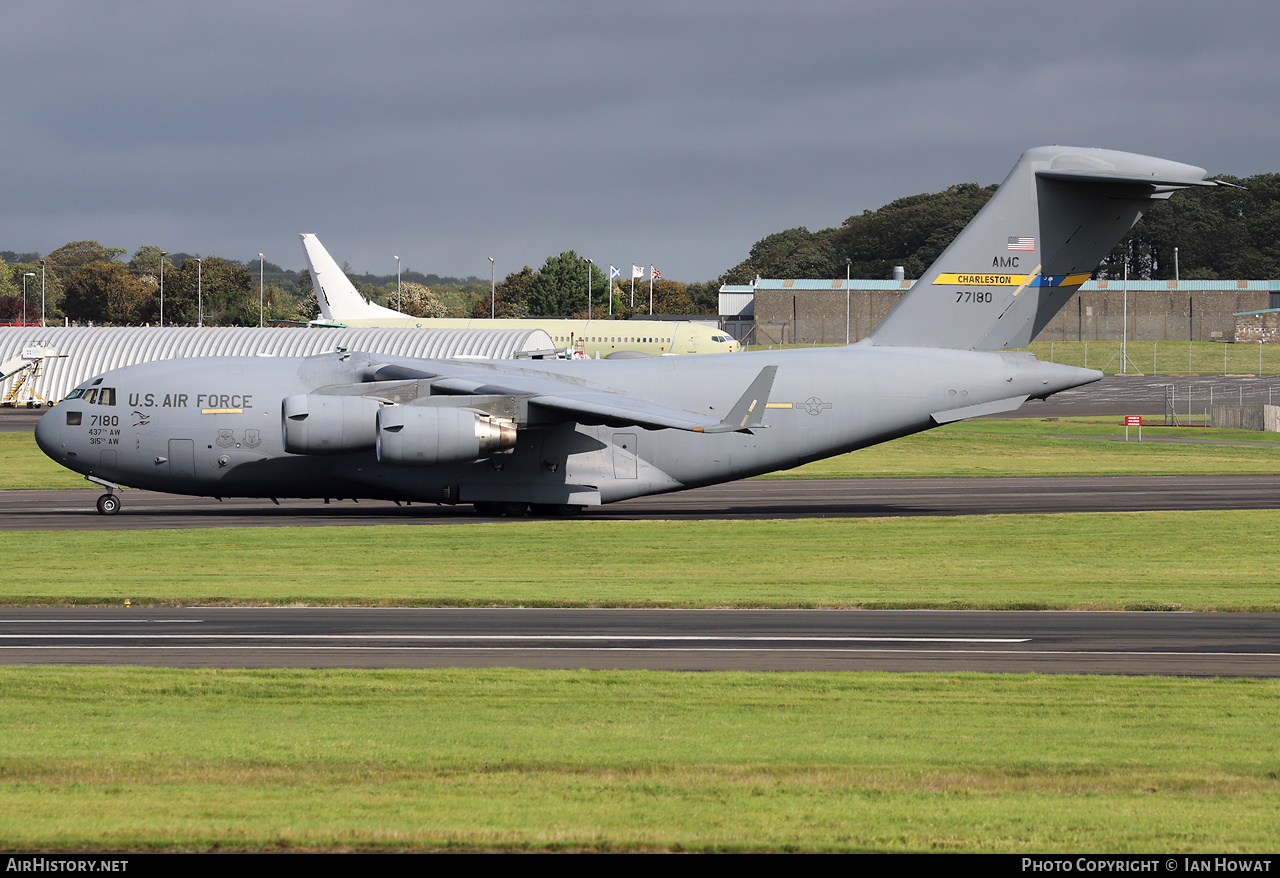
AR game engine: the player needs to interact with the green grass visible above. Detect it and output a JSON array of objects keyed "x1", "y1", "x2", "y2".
[
  {"x1": 770, "y1": 416, "x2": 1280, "y2": 479},
  {"x1": 1021, "y1": 340, "x2": 1280, "y2": 376},
  {"x1": 6, "y1": 413, "x2": 1280, "y2": 852},
  {"x1": 6, "y1": 417, "x2": 1280, "y2": 491},
  {"x1": 0, "y1": 433, "x2": 89, "y2": 489},
  {"x1": 4, "y1": 510, "x2": 1279, "y2": 610},
  {"x1": 0, "y1": 668, "x2": 1276, "y2": 852},
  {"x1": 746, "y1": 340, "x2": 1280, "y2": 376}
]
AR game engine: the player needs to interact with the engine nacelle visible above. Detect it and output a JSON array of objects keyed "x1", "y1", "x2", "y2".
[
  {"x1": 376, "y1": 405, "x2": 517, "y2": 466},
  {"x1": 281, "y1": 394, "x2": 383, "y2": 455}
]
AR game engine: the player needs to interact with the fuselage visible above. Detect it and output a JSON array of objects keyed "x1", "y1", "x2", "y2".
[
  {"x1": 324, "y1": 317, "x2": 739, "y2": 356},
  {"x1": 34, "y1": 345, "x2": 1097, "y2": 508}
]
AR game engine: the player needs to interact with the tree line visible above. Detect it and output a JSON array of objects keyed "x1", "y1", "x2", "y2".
[
  {"x1": 0, "y1": 244, "x2": 722, "y2": 324},
  {"x1": 9, "y1": 171, "x2": 1271, "y2": 326},
  {"x1": 471, "y1": 252, "x2": 721, "y2": 320},
  {"x1": 0, "y1": 243, "x2": 316, "y2": 326},
  {"x1": 717, "y1": 173, "x2": 1280, "y2": 285}
]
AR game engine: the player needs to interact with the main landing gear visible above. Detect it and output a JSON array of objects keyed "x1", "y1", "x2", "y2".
[
  {"x1": 87, "y1": 475, "x2": 122, "y2": 516},
  {"x1": 473, "y1": 501, "x2": 584, "y2": 518}
]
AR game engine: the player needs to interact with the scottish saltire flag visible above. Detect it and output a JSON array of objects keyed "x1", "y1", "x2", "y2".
[{"x1": 610, "y1": 265, "x2": 620, "y2": 279}]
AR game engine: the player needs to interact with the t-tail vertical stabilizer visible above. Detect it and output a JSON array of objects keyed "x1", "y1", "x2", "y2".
[
  {"x1": 299, "y1": 233, "x2": 410, "y2": 323},
  {"x1": 866, "y1": 147, "x2": 1225, "y2": 351}
]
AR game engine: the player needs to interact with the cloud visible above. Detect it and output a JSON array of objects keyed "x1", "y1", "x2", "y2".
[{"x1": 2, "y1": 0, "x2": 1277, "y2": 281}]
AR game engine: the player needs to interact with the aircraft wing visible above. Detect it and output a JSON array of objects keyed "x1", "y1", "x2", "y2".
[{"x1": 364, "y1": 359, "x2": 777, "y2": 434}]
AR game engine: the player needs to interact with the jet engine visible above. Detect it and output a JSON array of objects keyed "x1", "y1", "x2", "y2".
[
  {"x1": 281, "y1": 394, "x2": 383, "y2": 454},
  {"x1": 376, "y1": 405, "x2": 516, "y2": 466}
]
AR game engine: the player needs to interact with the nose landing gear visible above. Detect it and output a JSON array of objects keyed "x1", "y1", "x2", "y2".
[{"x1": 87, "y1": 475, "x2": 122, "y2": 515}]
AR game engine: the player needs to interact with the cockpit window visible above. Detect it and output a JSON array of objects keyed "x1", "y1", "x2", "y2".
[{"x1": 70, "y1": 387, "x2": 115, "y2": 405}]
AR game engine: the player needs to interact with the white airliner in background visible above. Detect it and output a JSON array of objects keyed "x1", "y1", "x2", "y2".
[{"x1": 300, "y1": 234, "x2": 740, "y2": 357}]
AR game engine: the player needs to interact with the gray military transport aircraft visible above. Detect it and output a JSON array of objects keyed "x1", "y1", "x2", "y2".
[{"x1": 36, "y1": 147, "x2": 1225, "y2": 516}]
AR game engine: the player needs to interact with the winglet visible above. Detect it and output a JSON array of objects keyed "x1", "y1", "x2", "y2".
[{"x1": 695, "y1": 366, "x2": 777, "y2": 433}]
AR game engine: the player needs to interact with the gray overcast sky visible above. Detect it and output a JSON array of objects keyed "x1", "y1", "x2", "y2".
[{"x1": 3, "y1": 0, "x2": 1277, "y2": 282}]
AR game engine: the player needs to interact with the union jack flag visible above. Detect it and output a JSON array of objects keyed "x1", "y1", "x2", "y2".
[
  {"x1": 652, "y1": 268, "x2": 661, "y2": 280},
  {"x1": 1007, "y1": 236, "x2": 1035, "y2": 251}
]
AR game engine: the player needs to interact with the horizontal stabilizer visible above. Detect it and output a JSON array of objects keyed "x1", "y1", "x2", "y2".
[{"x1": 1036, "y1": 169, "x2": 1223, "y2": 188}]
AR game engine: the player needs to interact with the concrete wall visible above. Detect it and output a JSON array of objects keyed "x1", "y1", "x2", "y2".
[
  {"x1": 753, "y1": 285, "x2": 908, "y2": 346},
  {"x1": 1235, "y1": 311, "x2": 1280, "y2": 344},
  {"x1": 750, "y1": 286, "x2": 1270, "y2": 346},
  {"x1": 1210, "y1": 404, "x2": 1280, "y2": 431}
]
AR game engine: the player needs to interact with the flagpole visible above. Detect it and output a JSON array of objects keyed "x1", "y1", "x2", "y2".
[
  {"x1": 609, "y1": 265, "x2": 620, "y2": 317},
  {"x1": 648, "y1": 266, "x2": 654, "y2": 315}
]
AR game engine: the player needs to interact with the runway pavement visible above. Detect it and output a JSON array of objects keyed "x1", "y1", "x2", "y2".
[
  {"x1": 6, "y1": 473, "x2": 1280, "y2": 529},
  {"x1": 1, "y1": 607, "x2": 1276, "y2": 675},
  {"x1": 4, "y1": 376, "x2": 1278, "y2": 678}
]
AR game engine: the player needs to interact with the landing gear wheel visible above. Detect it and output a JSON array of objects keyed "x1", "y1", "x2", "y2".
[
  {"x1": 96, "y1": 493, "x2": 120, "y2": 516},
  {"x1": 530, "y1": 504, "x2": 586, "y2": 517},
  {"x1": 474, "y1": 501, "x2": 530, "y2": 517}
]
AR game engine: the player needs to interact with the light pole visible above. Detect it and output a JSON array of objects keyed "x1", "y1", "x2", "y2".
[
  {"x1": 1122, "y1": 258, "x2": 1128, "y2": 375},
  {"x1": 395, "y1": 255, "x2": 401, "y2": 311},
  {"x1": 586, "y1": 258, "x2": 594, "y2": 321},
  {"x1": 195, "y1": 258, "x2": 203, "y2": 327},
  {"x1": 488, "y1": 257, "x2": 495, "y2": 319},
  {"x1": 258, "y1": 253, "x2": 265, "y2": 327},
  {"x1": 22, "y1": 273, "x2": 34, "y2": 326},
  {"x1": 845, "y1": 258, "x2": 851, "y2": 345},
  {"x1": 159, "y1": 251, "x2": 167, "y2": 327}
]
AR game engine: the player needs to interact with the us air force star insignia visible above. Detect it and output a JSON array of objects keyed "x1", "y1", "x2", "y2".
[
  {"x1": 216, "y1": 429, "x2": 234, "y2": 448},
  {"x1": 244, "y1": 429, "x2": 261, "y2": 448},
  {"x1": 764, "y1": 398, "x2": 833, "y2": 415}
]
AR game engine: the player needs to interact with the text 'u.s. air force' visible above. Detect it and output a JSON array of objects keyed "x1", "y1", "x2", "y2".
[{"x1": 127, "y1": 393, "x2": 253, "y2": 409}]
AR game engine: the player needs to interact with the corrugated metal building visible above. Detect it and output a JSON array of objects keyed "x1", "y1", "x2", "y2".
[{"x1": 0, "y1": 326, "x2": 555, "y2": 404}]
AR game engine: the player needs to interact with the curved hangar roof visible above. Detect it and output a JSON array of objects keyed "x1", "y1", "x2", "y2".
[{"x1": 0, "y1": 326, "x2": 555, "y2": 403}]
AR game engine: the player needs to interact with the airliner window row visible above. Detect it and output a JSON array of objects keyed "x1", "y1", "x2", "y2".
[{"x1": 554, "y1": 337, "x2": 671, "y2": 343}]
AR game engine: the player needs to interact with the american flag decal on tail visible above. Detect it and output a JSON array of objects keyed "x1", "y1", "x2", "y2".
[{"x1": 1007, "y1": 236, "x2": 1035, "y2": 251}]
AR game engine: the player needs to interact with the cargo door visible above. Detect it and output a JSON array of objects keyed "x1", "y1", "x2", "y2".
[{"x1": 168, "y1": 439, "x2": 195, "y2": 478}]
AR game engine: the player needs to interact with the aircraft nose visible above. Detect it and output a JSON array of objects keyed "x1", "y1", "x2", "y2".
[{"x1": 33, "y1": 407, "x2": 61, "y2": 459}]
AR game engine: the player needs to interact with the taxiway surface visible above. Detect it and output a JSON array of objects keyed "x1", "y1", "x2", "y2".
[
  {"x1": 5, "y1": 473, "x2": 1280, "y2": 529},
  {"x1": 4, "y1": 376, "x2": 1277, "y2": 677},
  {"x1": 2, "y1": 607, "x2": 1276, "y2": 676}
]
